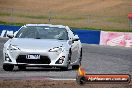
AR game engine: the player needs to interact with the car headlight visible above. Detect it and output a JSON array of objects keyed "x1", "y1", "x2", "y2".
[
  {"x1": 8, "y1": 44, "x2": 20, "y2": 50},
  {"x1": 49, "y1": 47, "x2": 63, "y2": 53}
]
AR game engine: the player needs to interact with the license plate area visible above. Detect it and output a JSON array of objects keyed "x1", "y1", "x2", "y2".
[{"x1": 26, "y1": 54, "x2": 40, "y2": 59}]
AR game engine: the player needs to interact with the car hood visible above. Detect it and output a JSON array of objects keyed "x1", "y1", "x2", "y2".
[{"x1": 9, "y1": 38, "x2": 69, "y2": 50}]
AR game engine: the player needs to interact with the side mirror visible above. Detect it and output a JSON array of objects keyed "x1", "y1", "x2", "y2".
[
  {"x1": 7, "y1": 31, "x2": 14, "y2": 38},
  {"x1": 72, "y1": 35, "x2": 79, "y2": 42}
]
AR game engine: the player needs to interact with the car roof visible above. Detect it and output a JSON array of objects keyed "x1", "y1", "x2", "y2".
[{"x1": 25, "y1": 24, "x2": 66, "y2": 28}]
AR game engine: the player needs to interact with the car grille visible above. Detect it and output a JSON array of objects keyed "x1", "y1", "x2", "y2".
[{"x1": 16, "y1": 55, "x2": 51, "y2": 64}]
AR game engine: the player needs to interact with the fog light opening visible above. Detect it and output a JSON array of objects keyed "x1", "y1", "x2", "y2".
[
  {"x1": 5, "y1": 53, "x2": 12, "y2": 62},
  {"x1": 56, "y1": 56, "x2": 65, "y2": 64}
]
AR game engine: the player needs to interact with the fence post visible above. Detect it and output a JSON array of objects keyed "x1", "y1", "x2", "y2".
[
  {"x1": 48, "y1": 11, "x2": 51, "y2": 23},
  {"x1": 128, "y1": 19, "x2": 130, "y2": 32},
  {"x1": 10, "y1": 8, "x2": 14, "y2": 22},
  {"x1": 87, "y1": 15, "x2": 90, "y2": 23},
  {"x1": 128, "y1": 13, "x2": 132, "y2": 32}
]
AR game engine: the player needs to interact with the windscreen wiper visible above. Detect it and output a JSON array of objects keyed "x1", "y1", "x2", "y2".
[
  {"x1": 57, "y1": 38, "x2": 64, "y2": 40},
  {"x1": 35, "y1": 37, "x2": 41, "y2": 39}
]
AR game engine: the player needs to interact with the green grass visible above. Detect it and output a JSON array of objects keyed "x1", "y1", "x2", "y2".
[
  {"x1": 0, "y1": 13, "x2": 11, "y2": 16},
  {"x1": 22, "y1": 15, "x2": 49, "y2": 19},
  {"x1": 72, "y1": 26, "x2": 131, "y2": 32},
  {"x1": 106, "y1": 17, "x2": 127, "y2": 23},
  {"x1": 0, "y1": 21, "x2": 24, "y2": 26},
  {"x1": 0, "y1": 12, "x2": 84, "y2": 20},
  {"x1": 0, "y1": 12, "x2": 49, "y2": 19},
  {"x1": 0, "y1": 21, "x2": 131, "y2": 32}
]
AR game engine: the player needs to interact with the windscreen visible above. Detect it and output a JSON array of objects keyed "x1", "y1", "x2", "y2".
[{"x1": 15, "y1": 26, "x2": 68, "y2": 40}]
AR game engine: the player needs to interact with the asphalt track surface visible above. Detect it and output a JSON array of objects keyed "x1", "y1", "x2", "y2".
[{"x1": 0, "y1": 38, "x2": 132, "y2": 80}]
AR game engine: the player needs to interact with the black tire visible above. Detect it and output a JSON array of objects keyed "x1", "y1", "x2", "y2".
[
  {"x1": 18, "y1": 66, "x2": 26, "y2": 71},
  {"x1": 79, "y1": 48, "x2": 83, "y2": 65},
  {"x1": 72, "y1": 48, "x2": 82, "y2": 70},
  {"x1": 72, "y1": 65, "x2": 80, "y2": 70},
  {"x1": 67, "y1": 49, "x2": 72, "y2": 65},
  {"x1": 3, "y1": 64, "x2": 14, "y2": 71},
  {"x1": 60, "y1": 67, "x2": 68, "y2": 71}
]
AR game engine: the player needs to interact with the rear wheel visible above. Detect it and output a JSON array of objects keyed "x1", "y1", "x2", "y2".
[
  {"x1": 72, "y1": 48, "x2": 82, "y2": 70},
  {"x1": 18, "y1": 66, "x2": 26, "y2": 71},
  {"x1": 3, "y1": 64, "x2": 14, "y2": 71},
  {"x1": 79, "y1": 48, "x2": 83, "y2": 65}
]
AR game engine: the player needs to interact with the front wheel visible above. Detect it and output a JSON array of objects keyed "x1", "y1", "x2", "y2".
[
  {"x1": 3, "y1": 64, "x2": 14, "y2": 71},
  {"x1": 60, "y1": 67, "x2": 68, "y2": 71},
  {"x1": 18, "y1": 66, "x2": 26, "y2": 71},
  {"x1": 60, "y1": 51, "x2": 71, "y2": 71}
]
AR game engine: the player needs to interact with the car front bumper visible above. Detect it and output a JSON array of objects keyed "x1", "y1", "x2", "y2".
[{"x1": 3, "y1": 49, "x2": 69, "y2": 67}]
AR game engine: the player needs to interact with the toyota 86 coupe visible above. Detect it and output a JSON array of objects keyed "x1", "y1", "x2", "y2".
[{"x1": 3, "y1": 24, "x2": 82, "y2": 71}]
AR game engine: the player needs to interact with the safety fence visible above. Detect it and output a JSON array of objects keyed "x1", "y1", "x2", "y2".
[{"x1": 0, "y1": 25, "x2": 132, "y2": 47}]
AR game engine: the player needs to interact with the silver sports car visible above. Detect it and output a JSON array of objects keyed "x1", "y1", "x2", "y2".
[{"x1": 3, "y1": 24, "x2": 82, "y2": 71}]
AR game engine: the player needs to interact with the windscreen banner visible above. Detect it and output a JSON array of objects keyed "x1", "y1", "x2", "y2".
[{"x1": 100, "y1": 31, "x2": 132, "y2": 47}]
